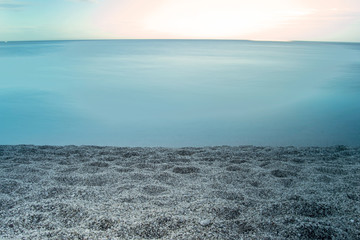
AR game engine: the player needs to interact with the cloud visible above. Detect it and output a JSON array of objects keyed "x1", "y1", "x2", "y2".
[
  {"x1": 0, "y1": 1, "x2": 25, "y2": 9},
  {"x1": 0, "y1": 3, "x2": 21, "y2": 9}
]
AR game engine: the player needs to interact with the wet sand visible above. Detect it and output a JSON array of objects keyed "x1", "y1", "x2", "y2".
[{"x1": 0, "y1": 145, "x2": 359, "y2": 239}]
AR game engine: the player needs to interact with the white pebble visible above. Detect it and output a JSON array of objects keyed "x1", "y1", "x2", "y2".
[{"x1": 200, "y1": 219, "x2": 211, "y2": 226}]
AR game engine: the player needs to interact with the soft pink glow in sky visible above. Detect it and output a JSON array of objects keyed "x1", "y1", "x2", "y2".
[
  {"x1": 91, "y1": 0, "x2": 360, "y2": 41},
  {"x1": 1, "y1": 0, "x2": 359, "y2": 41}
]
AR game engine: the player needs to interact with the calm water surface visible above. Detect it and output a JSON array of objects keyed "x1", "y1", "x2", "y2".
[{"x1": 1, "y1": 40, "x2": 359, "y2": 146}]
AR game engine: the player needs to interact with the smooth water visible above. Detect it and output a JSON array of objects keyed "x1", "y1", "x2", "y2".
[{"x1": 1, "y1": 40, "x2": 360, "y2": 146}]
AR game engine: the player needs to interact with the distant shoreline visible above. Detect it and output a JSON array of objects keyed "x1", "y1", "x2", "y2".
[{"x1": 1, "y1": 39, "x2": 360, "y2": 44}]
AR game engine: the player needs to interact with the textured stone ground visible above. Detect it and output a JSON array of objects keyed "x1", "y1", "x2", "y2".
[{"x1": 0, "y1": 145, "x2": 359, "y2": 239}]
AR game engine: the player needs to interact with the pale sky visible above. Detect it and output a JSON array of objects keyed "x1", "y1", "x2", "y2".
[{"x1": 0, "y1": 0, "x2": 360, "y2": 42}]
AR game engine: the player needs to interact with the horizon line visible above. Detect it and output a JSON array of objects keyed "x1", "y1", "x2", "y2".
[{"x1": 1, "y1": 38, "x2": 359, "y2": 44}]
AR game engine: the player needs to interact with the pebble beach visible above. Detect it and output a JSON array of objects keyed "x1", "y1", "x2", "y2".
[{"x1": 0, "y1": 145, "x2": 359, "y2": 239}]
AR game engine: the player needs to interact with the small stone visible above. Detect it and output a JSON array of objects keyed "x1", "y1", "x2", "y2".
[
  {"x1": 178, "y1": 217, "x2": 186, "y2": 223},
  {"x1": 199, "y1": 219, "x2": 211, "y2": 226},
  {"x1": 350, "y1": 219, "x2": 354, "y2": 223}
]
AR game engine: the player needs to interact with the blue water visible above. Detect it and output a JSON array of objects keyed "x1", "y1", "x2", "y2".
[{"x1": 1, "y1": 40, "x2": 360, "y2": 146}]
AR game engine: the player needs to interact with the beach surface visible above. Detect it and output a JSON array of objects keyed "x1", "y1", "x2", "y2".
[{"x1": 0, "y1": 145, "x2": 359, "y2": 239}]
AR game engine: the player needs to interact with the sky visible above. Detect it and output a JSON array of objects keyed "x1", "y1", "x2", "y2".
[{"x1": 0, "y1": 0, "x2": 360, "y2": 42}]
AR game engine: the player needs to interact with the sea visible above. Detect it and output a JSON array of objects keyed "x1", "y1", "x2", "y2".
[{"x1": 0, "y1": 40, "x2": 359, "y2": 147}]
